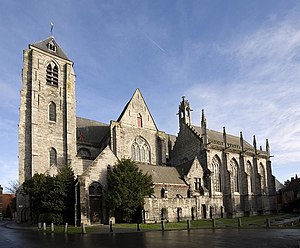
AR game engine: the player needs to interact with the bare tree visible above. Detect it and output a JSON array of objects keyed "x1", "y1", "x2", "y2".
[{"x1": 5, "y1": 180, "x2": 19, "y2": 194}]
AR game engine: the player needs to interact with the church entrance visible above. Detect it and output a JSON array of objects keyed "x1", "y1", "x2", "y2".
[{"x1": 89, "y1": 182, "x2": 103, "y2": 224}]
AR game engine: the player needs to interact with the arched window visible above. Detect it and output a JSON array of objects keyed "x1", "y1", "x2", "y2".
[
  {"x1": 137, "y1": 113, "x2": 143, "y2": 128},
  {"x1": 131, "y1": 136, "x2": 150, "y2": 163},
  {"x1": 246, "y1": 161, "x2": 253, "y2": 193},
  {"x1": 212, "y1": 155, "x2": 222, "y2": 192},
  {"x1": 49, "y1": 102, "x2": 56, "y2": 122},
  {"x1": 78, "y1": 148, "x2": 91, "y2": 159},
  {"x1": 49, "y1": 147, "x2": 57, "y2": 166},
  {"x1": 258, "y1": 163, "x2": 266, "y2": 194},
  {"x1": 229, "y1": 158, "x2": 239, "y2": 192},
  {"x1": 89, "y1": 182, "x2": 102, "y2": 196},
  {"x1": 46, "y1": 62, "x2": 58, "y2": 87}
]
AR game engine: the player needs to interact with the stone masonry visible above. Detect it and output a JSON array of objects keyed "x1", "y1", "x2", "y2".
[{"x1": 18, "y1": 36, "x2": 277, "y2": 224}]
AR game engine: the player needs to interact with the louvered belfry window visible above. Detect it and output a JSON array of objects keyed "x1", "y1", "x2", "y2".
[{"x1": 46, "y1": 63, "x2": 58, "y2": 87}]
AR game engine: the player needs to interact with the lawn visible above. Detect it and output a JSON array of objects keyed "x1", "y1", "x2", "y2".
[{"x1": 38, "y1": 213, "x2": 300, "y2": 234}]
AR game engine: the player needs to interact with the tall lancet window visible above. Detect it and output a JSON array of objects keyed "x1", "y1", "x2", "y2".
[
  {"x1": 246, "y1": 161, "x2": 253, "y2": 193},
  {"x1": 137, "y1": 113, "x2": 143, "y2": 128},
  {"x1": 259, "y1": 163, "x2": 266, "y2": 194},
  {"x1": 50, "y1": 147, "x2": 57, "y2": 166},
  {"x1": 49, "y1": 101, "x2": 56, "y2": 122},
  {"x1": 131, "y1": 136, "x2": 150, "y2": 163},
  {"x1": 229, "y1": 158, "x2": 239, "y2": 193},
  {"x1": 212, "y1": 155, "x2": 222, "y2": 192},
  {"x1": 46, "y1": 62, "x2": 58, "y2": 87}
]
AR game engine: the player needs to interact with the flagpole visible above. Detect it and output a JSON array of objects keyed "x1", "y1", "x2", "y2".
[{"x1": 50, "y1": 22, "x2": 54, "y2": 36}]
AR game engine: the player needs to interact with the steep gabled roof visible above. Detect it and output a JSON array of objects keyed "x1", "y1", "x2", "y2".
[
  {"x1": 30, "y1": 36, "x2": 71, "y2": 61},
  {"x1": 116, "y1": 88, "x2": 158, "y2": 131},
  {"x1": 76, "y1": 117, "x2": 109, "y2": 146},
  {"x1": 137, "y1": 164, "x2": 186, "y2": 186},
  {"x1": 176, "y1": 160, "x2": 195, "y2": 177},
  {"x1": 191, "y1": 125, "x2": 254, "y2": 151}
]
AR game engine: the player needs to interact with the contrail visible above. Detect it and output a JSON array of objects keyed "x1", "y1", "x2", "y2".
[{"x1": 144, "y1": 34, "x2": 166, "y2": 53}]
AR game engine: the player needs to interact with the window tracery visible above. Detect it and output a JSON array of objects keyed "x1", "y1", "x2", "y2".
[
  {"x1": 212, "y1": 155, "x2": 222, "y2": 192},
  {"x1": 246, "y1": 161, "x2": 253, "y2": 193},
  {"x1": 258, "y1": 163, "x2": 266, "y2": 194},
  {"x1": 229, "y1": 158, "x2": 239, "y2": 192},
  {"x1": 131, "y1": 136, "x2": 150, "y2": 163},
  {"x1": 89, "y1": 182, "x2": 102, "y2": 196}
]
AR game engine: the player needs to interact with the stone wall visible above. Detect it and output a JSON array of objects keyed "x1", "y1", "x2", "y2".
[
  {"x1": 19, "y1": 45, "x2": 77, "y2": 183},
  {"x1": 170, "y1": 125, "x2": 201, "y2": 166}
]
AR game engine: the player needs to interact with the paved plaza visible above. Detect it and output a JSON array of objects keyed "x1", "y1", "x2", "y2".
[{"x1": 0, "y1": 221, "x2": 300, "y2": 248}]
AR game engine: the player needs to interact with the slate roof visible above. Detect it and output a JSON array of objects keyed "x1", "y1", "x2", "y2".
[
  {"x1": 176, "y1": 160, "x2": 194, "y2": 177},
  {"x1": 191, "y1": 125, "x2": 253, "y2": 150},
  {"x1": 76, "y1": 117, "x2": 109, "y2": 146},
  {"x1": 137, "y1": 164, "x2": 186, "y2": 186},
  {"x1": 30, "y1": 36, "x2": 70, "y2": 61}
]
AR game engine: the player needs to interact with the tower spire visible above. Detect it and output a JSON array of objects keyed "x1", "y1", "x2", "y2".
[{"x1": 201, "y1": 109, "x2": 207, "y2": 148}]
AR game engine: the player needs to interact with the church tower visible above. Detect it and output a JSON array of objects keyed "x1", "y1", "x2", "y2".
[{"x1": 18, "y1": 37, "x2": 77, "y2": 183}]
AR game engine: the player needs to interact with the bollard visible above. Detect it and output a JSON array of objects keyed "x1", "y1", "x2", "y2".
[
  {"x1": 38, "y1": 222, "x2": 42, "y2": 229},
  {"x1": 81, "y1": 223, "x2": 86, "y2": 234},
  {"x1": 109, "y1": 220, "x2": 113, "y2": 232},
  {"x1": 266, "y1": 218, "x2": 270, "y2": 228},
  {"x1": 187, "y1": 219, "x2": 191, "y2": 231},
  {"x1": 238, "y1": 218, "x2": 242, "y2": 228},
  {"x1": 43, "y1": 222, "x2": 46, "y2": 231},
  {"x1": 137, "y1": 222, "x2": 140, "y2": 231},
  {"x1": 212, "y1": 218, "x2": 216, "y2": 229},
  {"x1": 161, "y1": 220, "x2": 165, "y2": 231},
  {"x1": 51, "y1": 223, "x2": 54, "y2": 232},
  {"x1": 64, "y1": 223, "x2": 68, "y2": 233}
]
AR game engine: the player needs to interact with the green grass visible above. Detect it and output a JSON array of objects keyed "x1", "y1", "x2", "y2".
[{"x1": 37, "y1": 213, "x2": 300, "y2": 234}]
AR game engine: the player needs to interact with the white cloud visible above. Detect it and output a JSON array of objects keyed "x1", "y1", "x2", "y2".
[{"x1": 183, "y1": 10, "x2": 300, "y2": 181}]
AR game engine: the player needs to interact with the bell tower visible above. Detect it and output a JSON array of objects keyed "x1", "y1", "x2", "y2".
[
  {"x1": 178, "y1": 96, "x2": 192, "y2": 128},
  {"x1": 18, "y1": 36, "x2": 77, "y2": 183}
]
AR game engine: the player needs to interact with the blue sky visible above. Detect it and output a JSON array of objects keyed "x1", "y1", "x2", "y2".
[{"x1": 0, "y1": 0, "x2": 299, "y2": 191}]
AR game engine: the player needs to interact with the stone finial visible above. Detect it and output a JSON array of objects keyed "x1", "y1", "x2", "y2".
[
  {"x1": 201, "y1": 109, "x2": 206, "y2": 122},
  {"x1": 240, "y1": 131, "x2": 244, "y2": 151},
  {"x1": 266, "y1": 139, "x2": 270, "y2": 154},
  {"x1": 253, "y1": 135, "x2": 257, "y2": 151},
  {"x1": 223, "y1": 126, "x2": 227, "y2": 148}
]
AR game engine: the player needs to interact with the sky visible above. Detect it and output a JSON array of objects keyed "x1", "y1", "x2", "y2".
[{"x1": 0, "y1": 0, "x2": 299, "y2": 191}]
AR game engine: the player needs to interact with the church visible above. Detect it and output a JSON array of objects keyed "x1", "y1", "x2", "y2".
[{"x1": 18, "y1": 36, "x2": 277, "y2": 225}]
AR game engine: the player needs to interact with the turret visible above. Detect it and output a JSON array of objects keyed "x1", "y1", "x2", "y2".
[
  {"x1": 201, "y1": 109, "x2": 207, "y2": 148},
  {"x1": 178, "y1": 96, "x2": 192, "y2": 128}
]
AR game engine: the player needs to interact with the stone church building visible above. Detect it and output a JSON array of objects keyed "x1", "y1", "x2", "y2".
[{"x1": 18, "y1": 36, "x2": 277, "y2": 224}]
